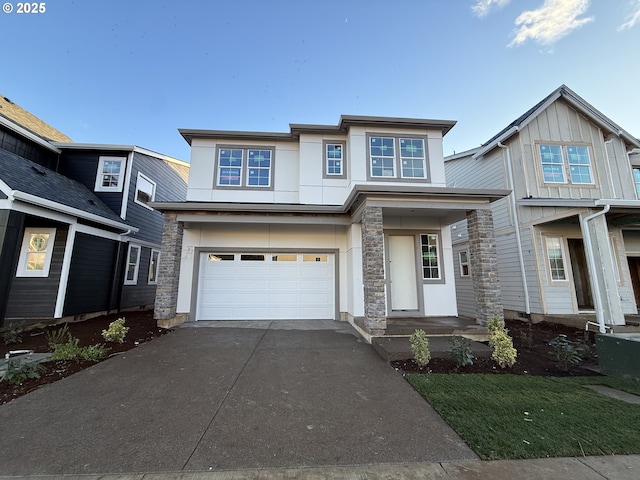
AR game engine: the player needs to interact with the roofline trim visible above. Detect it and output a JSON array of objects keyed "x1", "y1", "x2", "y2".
[
  {"x1": 0, "y1": 115, "x2": 61, "y2": 153},
  {"x1": 52, "y1": 143, "x2": 188, "y2": 166}
]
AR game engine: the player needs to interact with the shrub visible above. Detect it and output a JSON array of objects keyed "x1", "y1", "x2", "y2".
[
  {"x1": 101, "y1": 317, "x2": 129, "y2": 344},
  {"x1": 50, "y1": 334, "x2": 109, "y2": 362},
  {"x1": 488, "y1": 317, "x2": 517, "y2": 369},
  {"x1": 3, "y1": 360, "x2": 45, "y2": 385},
  {"x1": 2, "y1": 322, "x2": 23, "y2": 345},
  {"x1": 450, "y1": 336, "x2": 474, "y2": 368},
  {"x1": 410, "y1": 329, "x2": 431, "y2": 367},
  {"x1": 45, "y1": 324, "x2": 69, "y2": 349},
  {"x1": 548, "y1": 334, "x2": 583, "y2": 371}
]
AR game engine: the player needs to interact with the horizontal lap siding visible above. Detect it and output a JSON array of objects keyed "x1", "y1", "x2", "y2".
[
  {"x1": 452, "y1": 242, "x2": 475, "y2": 318},
  {"x1": 63, "y1": 233, "x2": 119, "y2": 316},
  {"x1": 6, "y1": 225, "x2": 67, "y2": 319}
]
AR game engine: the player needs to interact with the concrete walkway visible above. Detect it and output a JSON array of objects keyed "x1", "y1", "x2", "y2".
[{"x1": 0, "y1": 320, "x2": 475, "y2": 476}]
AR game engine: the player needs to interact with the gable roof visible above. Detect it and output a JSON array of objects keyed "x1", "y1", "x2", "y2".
[
  {"x1": 471, "y1": 85, "x2": 640, "y2": 159},
  {"x1": 0, "y1": 95, "x2": 73, "y2": 143},
  {"x1": 0, "y1": 148, "x2": 134, "y2": 231}
]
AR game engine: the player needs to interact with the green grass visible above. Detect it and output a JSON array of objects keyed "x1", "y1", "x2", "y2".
[{"x1": 407, "y1": 374, "x2": 640, "y2": 460}]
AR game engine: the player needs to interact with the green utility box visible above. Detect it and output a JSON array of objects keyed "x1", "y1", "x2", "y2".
[{"x1": 595, "y1": 333, "x2": 640, "y2": 381}]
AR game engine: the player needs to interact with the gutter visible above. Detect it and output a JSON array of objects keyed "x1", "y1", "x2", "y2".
[
  {"x1": 497, "y1": 141, "x2": 530, "y2": 314},
  {"x1": 580, "y1": 204, "x2": 611, "y2": 334},
  {"x1": 472, "y1": 126, "x2": 519, "y2": 160}
]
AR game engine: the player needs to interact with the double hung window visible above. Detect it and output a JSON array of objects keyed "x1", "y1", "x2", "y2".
[
  {"x1": 323, "y1": 141, "x2": 346, "y2": 178},
  {"x1": 95, "y1": 156, "x2": 126, "y2": 192},
  {"x1": 125, "y1": 244, "x2": 141, "y2": 285}
]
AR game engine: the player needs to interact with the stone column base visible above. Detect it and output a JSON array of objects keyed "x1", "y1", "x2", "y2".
[{"x1": 156, "y1": 313, "x2": 188, "y2": 329}]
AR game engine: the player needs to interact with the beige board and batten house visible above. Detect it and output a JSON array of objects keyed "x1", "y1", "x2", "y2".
[
  {"x1": 152, "y1": 115, "x2": 509, "y2": 340},
  {"x1": 445, "y1": 85, "x2": 640, "y2": 332}
]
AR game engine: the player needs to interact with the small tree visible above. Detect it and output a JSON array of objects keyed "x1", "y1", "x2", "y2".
[{"x1": 410, "y1": 329, "x2": 431, "y2": 367}]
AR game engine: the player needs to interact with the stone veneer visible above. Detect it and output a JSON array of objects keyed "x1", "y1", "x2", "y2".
[
  {"x1": 361, "y1": 205, "x2": 386, "y2": 335},
  {"x1": 467, "y1": 209, "x2": 504, "y2": 325},
  {"x1": 154, "y1": 213, "x2": 187, "y2": 328}
]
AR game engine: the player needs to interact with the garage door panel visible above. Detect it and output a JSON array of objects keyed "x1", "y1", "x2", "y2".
[{"x1": 197, "y1": 252, "x2": 335, "y2": 320}]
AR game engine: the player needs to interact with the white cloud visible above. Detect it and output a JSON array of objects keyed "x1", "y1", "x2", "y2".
[
  {"x1": 472, "y1": 0, "x2": 511, "y2": 18},
  {"x1": 508, "y1": 0, "x2": 594, "y2": 47},
  {"x1": 618, "y1": 0, "x2": 640, "y2": 30}
]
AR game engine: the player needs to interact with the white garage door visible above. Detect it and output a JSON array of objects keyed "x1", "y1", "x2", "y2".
[{"x1": 197, "y1": 252, "x2": 335, "y2": 320}]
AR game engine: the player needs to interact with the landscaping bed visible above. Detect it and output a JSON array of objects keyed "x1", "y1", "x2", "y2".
[
  {"x1": 391, "y1": 319, "x2": 600, "y2": 376},
  {"x1": 0, "y1": 310, "x2": 169, "y2": 405}
]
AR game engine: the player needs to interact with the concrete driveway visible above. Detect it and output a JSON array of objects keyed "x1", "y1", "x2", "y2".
[{"x1": 0, "y1": 320, "x2": 477, "y2": 476}]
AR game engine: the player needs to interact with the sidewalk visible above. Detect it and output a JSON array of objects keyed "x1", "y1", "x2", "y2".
[{"x1": 0, "y1": 455, "x2": 638, "y2": 479}]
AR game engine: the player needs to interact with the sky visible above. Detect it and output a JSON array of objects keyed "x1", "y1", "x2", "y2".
[{"x1": 1, "y1": 0, "x2": 639, "y2": 162}]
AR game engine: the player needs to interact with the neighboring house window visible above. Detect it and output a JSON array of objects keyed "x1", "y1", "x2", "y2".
[
  {"x1": 545, "y1": 237, "x2": 567, "y2": 281},
  {"x1": 125, "y1": 244, "x2": 141, "y2": 285},
  {"x1": 539, "y1": 144, "x2": 593, "y2": 185},
  {"x1": 633, "y1": 168, "x2": 640, "y2": 198},
  {"x1": 421, "y1": 234, "x2": 440, "y2": 279},
  {"x1": 216, "y1": 146, "x2": 274, "y2": 189},
  {"x1": 16, "y1": 228, "x2": 56, "y2": 277},
  {"x1": 135, "y1": 172, "x2": 156, "y2": 208},
  {"x1": 368, "y1": 135, "x2": 428, "y2": 181},
  {"x1": 148, "y1": 249, "x2": 160, "y2": 284},
  {"x1": 95, "y1": 156, "x2": 126, "y2": 192},
  {"x1": 459, "y1": 250, "x2": 470, "y2": 277},
  {"x1": 323, "y1": 141, "x2": 346, "y2": 178}
]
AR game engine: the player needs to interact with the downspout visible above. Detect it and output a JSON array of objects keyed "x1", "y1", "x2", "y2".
[
  {"x1": 580, "y1": 204, "x2": 610, "y2": 334},
  {"x1": 497, "y1": 141, "x2": 530, "y2": 314}
]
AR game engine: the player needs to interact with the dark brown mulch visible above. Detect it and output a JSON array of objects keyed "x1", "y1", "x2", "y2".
[
  {"x1": 391, "y1": 319, "x2": 601, "y2": 377},
  {"x1": 1, "y1": 310, "x2": 170, "y2": 405}
]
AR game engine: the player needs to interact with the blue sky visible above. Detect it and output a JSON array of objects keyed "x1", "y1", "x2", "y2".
[{"x1": 1, "y1": 0, "x2": 639, "y2": 161}]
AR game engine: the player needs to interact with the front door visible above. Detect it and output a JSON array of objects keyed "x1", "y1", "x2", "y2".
[
  {"x1": 568, "y1": 238, "x2": 594, "y2": 310},
  {"x1": 388, "y1": 235, "x2": 419, "y2": 312}
]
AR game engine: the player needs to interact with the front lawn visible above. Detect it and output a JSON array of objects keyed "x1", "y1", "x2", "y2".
[{"x1": 407, "y1": 374, "x2": 640, "y2": 460}]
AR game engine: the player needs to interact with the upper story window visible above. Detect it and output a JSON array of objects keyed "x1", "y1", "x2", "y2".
[
  {"x1": 95, "y1": 156, "x2": 126, "y2": 192},
  {"x1": 16, "y1": 228, "x2": 56, "y2": 277},
  {"x1": 539, "y1": 144, "x2": 594, "y2": 185},
  {"x1": 323, "y1": 141, "x2": 346, "y2": 178},
  {"x1": 216, "y1": 146, "x2": 274, "y2": 189},
  {"x1": 135, "y1": 172, "x2": 156, "y2": 208},
  {"x1": 367, "y1": 135, "x2": 429, "y2": 181}
]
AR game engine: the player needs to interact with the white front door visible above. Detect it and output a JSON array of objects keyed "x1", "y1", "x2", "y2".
[{"x1": 388, "y1": 235, "x2": 419, "y2": 311}]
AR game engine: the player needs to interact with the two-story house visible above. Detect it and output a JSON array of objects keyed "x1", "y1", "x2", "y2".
[
  {"x1": 445, "y1": 85, "x2": 640, "y2": 333},
  {"x1": 0, "y1": 95, "x2": 189, "y2": 327},
  {"x1": 152, "y1": 116, "x2": 509, "y2": 339}
]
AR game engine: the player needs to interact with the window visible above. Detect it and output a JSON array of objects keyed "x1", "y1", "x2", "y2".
[
  {"x1": 125, "y1": 244, "x2": 141, "y2": 285},
  {"x1": 135, "y1": 173, "x2": 156, "y2": 208},
  {"x1": 216, "y1": 146, "x2": 274, "y2": 189},
  {"x1": 272, "y1": 254, "x2": 297, "y2": 261},
  {"x1": 545, "y1": 237, "x2": 567, "y2": 281},
  {"x1": 368, "y1": 135, "x2": 428, "y2": 181},
  {"x1": 303, "y1": 254, "x2": 328, "y2": 262},
  {"x1": 323, "y1": 141, "x2": 346, "y2": 178},
  {"x1": 208, "y1": 254, "x2": 234, "y2": 261},
  {"x1": 148, "y1": 249, "x2": 160, "y2": 284},
  {"x1": 16, "y1": 228, "x2": 56, "y2": 277},
  {"x1": 420, "y1": 234, "x2": 440, "y2": 279},
  {"x1": 633, "y1": 168, "x2": 640, "y2": 198},
  {"x1": 95, "y1": 156, "x2": 126, "y2": 192},
  {"x1": 459, "y1": 250, "x2": 470, "y2": 277},
  {"x1": 539, "y1": 144, "x2": 593, "y2": 185}
]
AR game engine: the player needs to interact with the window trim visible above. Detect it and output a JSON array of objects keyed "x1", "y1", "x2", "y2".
[
  {"x1": 420, "y1": 233, "x2": 442, "y2": 282},
  {"x1": 322, "y1": 140, "x2": 347, "y2": 179},
  {"x1": 544, "y1": 236, "x2": 568, "y2": 282},
  {"x1": 366, "y1": 134, "x2": 430, "y2": 182},
  {"x1": 134, "y1": 172, "x2": 156, "y2": 209},
  {"x1": 538, "y1": 143, "x2": 595, "y2": 186},
  {"x1": 459, "y1": 250, "x2": 470, "y2": 278},
  {"x1": 95, "y1": 156, "x2": 126, "y2": 192},
  {"x1": 148, "y1": 248, "x2": 160, "y2": 285},
  {"x1": 124, "y1": 244, "x2": 141, "y2": 285},
  {"x1": 16, "y1": 227, "x2": 56, "y2": 277},
  {"x1": 215, "y1": 145, "x2": 275, "y2": 190}
]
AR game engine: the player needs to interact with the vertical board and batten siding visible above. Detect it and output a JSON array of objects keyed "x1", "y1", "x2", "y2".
[
  {"x1": 126, "y1": 152, "x2": 188, "y2": 244},
  {"x1": 0, "y1": 210, "x2": 24, "y2": 325},
  {"x1": 58, "y1": 150, "x2": 127, "y2": 214},
  {"x1": 120, "y1": 246, "x2": 156, "y2": 308},
  {"x1": 5, "y1": 223, "x2": 67, "y2": 319},
  {"x1": 605, "y1": 140, "x2": 637, "y2": 199},
  {"x1": 451, "y1": 241, "x2": 475, "y2": 318},
  {"x1": 0, "y1": 127, "x2": 58, "y2": 169},
  {"x1": 63, "y1": 233, "x2": 119, "y2": 316}
]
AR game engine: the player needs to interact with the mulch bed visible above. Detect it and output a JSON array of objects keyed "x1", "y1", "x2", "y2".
[
  {"x1": 391, "y1": 319, "x2": 601, "y2": 376},
  {"x1": 1, "y1": 310, "x2": 170, "y2": 405}
]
